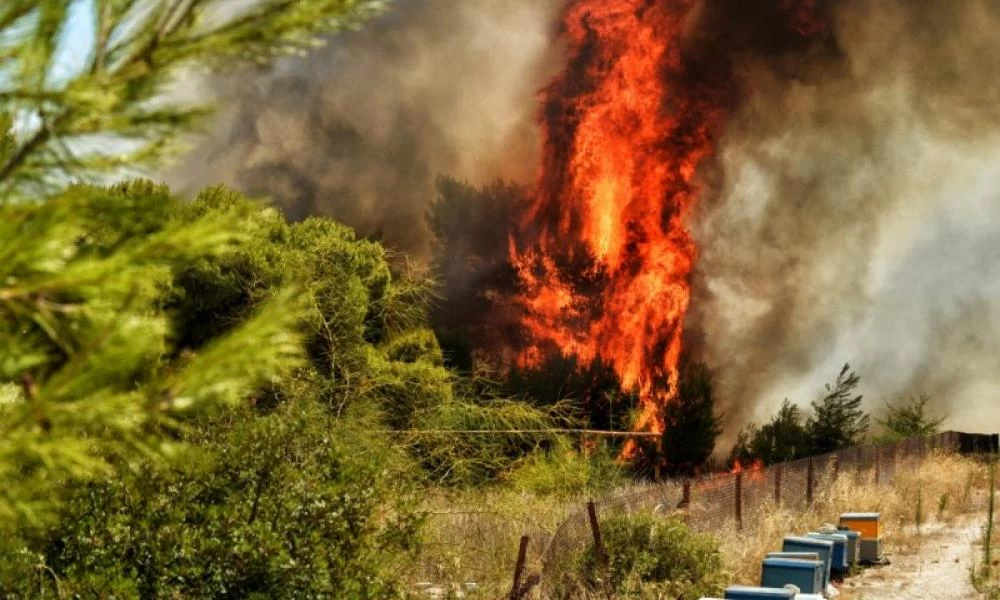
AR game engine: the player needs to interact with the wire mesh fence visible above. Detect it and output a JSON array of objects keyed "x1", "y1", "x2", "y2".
[{"x1": 539, "y1": 430, "x2": 998, "y2": 582}]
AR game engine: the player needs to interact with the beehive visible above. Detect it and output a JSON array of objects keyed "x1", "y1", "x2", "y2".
[
  {"x1": 765, "y1": 552, "x2": 820, "y2": 561},
  {"x1": 722, "y1": 585, "x2": 797, "y2": 600},
  {"x1": 839, "y1": 512, "x2": 882, "y2": 562},
  {"x1": 805, "y1": 532, "x2": 849, "y2": 572},
  {"x1": 781, "y1": 536, "x2": 833, "y2": 589},
  {"x1": 760, "y1": 557, "x2": 824, "y2": 594},
  {"x1": 836, "y1": 527, "x2": 861, "y2": 564},
  {"x1": 839, "y1": 512, "x2": 880, "y2": 539}
]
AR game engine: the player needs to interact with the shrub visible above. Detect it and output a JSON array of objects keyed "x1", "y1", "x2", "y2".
[
  {"x1": 0, "y1": 402, "x2": 421, "y2": 599},
  {"x1": 563, "y1": 512, "x2": 726, "y2": 599},
  {"x1": 506, "y1": 441, "x2": 625, "y2": 497}
]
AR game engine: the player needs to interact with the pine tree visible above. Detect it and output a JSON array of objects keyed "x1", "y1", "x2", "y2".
[
  {"x1": 876, "y1": 394, "x2": 944, "y2": 442},
  {"x1": 730, "y1": 399, "x2": 810, "y2": 465},
  {"x1": 806, "y1": 363, "x2": 870, "y2": 454},
  {"x1": 0, "y1": 178, "x2": 305, "y2": 526},
  {"x1": 0, "y1": 0, "x2": 387, "y2": 199},
  {"x1": 661, "y1": 362, "x2": 722, "y2": 476}
]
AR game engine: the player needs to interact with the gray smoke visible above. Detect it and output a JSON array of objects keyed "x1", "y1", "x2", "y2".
[
  {"x1": 691, "y1": 0, "x2": 1000, "y2": 438},
  {"x1": 169, "y1": 0, "x2": 565, "y2": 257},
  {"x1": 172, "y1": 0, "x2": 1000, "y2": 440}
]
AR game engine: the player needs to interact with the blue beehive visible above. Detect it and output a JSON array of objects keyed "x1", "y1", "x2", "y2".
[
  {"x1": 805, "y1": 532, "x2": 849, "y2": 572},
  {"x1": 836, "y1": 527, "x2": 861, "y2": 565},
  {"x1": 781, "y1": 536, "x2": 833, "y2": 589},
  {"x1": 765, "y1": 551, "x2": 820, "y2": 561},
  {"x1": 723, "y1": 585, "x2": 796, "y2": 600},
  {"x1": 760, "y1": 557, "x2": 823, "y2": 594}
]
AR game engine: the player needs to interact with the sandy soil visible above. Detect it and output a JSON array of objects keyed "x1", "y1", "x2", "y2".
[{"x1": 839, "y1": 516, "x2": 984, "y2": 600}]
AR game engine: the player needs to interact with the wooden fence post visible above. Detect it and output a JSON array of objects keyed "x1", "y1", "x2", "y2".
[
  {"x1": 587, "y1": 501, "x2": 608, "y2": 573},
  {"x1": 735, "y1": 471, "x2": 743, "y2": 530},
  {"x1": 678, "y1": 479, "x2": 691, "y2": 508},
  {"x1": 508, "y1": 536, "x2": 529, "y2": 600},
  {"x1": 806, "y1": 457, "x2": 815, "y2": 506},
  {"x1": 856, "y1": 446, "x2": 863, "y2": 483}
]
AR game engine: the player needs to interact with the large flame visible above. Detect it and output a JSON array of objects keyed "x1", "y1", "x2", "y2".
[
  {"x1": 510, "y1": 0, "x2": 727, "y2": 449},
  {"x1": 509, "y1": 0, "x2": 829, "y2": 457}
]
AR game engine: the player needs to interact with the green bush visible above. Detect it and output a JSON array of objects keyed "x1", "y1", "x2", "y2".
[
  {"x1": 506, "y1": 441, "x2": 625, "y2": 497},
  {"x1": 0, "y1": 402, "x2": 420, "y2": 599},
  {"x1": 561, "y1": 512, "x2": 726, "y2": 599}
]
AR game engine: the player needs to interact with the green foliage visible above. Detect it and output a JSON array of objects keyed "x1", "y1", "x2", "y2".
[
  {"x1": 731, "y1": 400, "x2": 810, "y2": 466},
  {"x1": 0, "y1": 0, "x2": 389, "y2": 199},
  {"x1": 405, "y1": 389, "x2": 567, "y2": 487},
  {"x1": 563, "y1": 512, "x2": 726, "y2": 599},
  {"x1": 806, "y1": 363, "x2": 870, "y2": 454},
  {"x1": 0, "y1": 401, "x2": 420, "y2": 599},
  {"x1": 875, "y1": 394, "x2": 944, "y2": 442},
  {"x1": 658, "y1": 362, "x2": 722, "y2": 477},
  {"x1": 505, "y1": 440, "x2": 625, "y2": 497},
  {"x1": 0, "y1": 181, "x2": 304, "y2": 526}
]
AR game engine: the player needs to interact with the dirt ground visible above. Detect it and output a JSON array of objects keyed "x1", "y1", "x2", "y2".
[{"x1": 838, "y1": 516, "x2": 984, "y2": 600}]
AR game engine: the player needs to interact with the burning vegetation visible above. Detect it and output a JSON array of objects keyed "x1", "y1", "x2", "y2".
[{"x1": 507, "y1": 0, "x2": 832, "y2": 451}]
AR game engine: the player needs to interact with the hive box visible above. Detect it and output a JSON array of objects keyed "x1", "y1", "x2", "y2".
[
  {"x1": 836, "y1": 527, "x2": 861, "y2": 565},
  {"x1": 805, "y1": 532, "x2": 849, "y2": 572},
  {"x1": 765, "y1": 552, "x2": 820, "y2": 561},
  {"x1": 840, "y1": 512, "x2": 882, "y2": 562},
  {"x1": 781, "y1": 536, "x2": 833, "y2": 589},
  {"x1": 760, "y1": 557, "x2": 824, "y2": 594},
  {"x1": 723, "y1": 585, "x2": 796, "y2": 600}
]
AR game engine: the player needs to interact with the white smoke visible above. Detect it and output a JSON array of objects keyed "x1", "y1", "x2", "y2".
[{"x1": 693, "y1": 0, "x2": 1000, "y2": 436}]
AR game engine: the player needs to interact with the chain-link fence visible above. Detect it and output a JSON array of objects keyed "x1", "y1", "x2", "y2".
[{"x1": 539, "y1": 430, "x2": 998, "y2": 584}]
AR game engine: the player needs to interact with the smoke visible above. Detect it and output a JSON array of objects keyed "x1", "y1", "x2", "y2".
[
  {"x1": 689, "y1": 0, "x2": 1000, "y2": 436},
  {"x1": 171, "y1": 0, "x2": 1000, "y2": 439},
  {"x1": 169, "y1": 0, "x2": 566, "y2": 257}
]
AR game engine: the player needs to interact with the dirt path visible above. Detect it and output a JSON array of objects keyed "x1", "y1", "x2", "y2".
[{"x1": 839, "y1": 516, "x2": 984, "y2": 600}]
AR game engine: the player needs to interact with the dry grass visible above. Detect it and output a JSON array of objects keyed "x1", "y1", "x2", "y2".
[
  {"x1": 715, "y1": 452, "x2": 989, "y2": 585},
  {"x1": 404, "y1": 451, "x2": 991, "y2": 599}
]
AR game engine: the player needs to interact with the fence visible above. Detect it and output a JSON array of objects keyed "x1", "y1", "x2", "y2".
[{"x1": 534, "y1": 430, "x2": 998, "y2": 593}]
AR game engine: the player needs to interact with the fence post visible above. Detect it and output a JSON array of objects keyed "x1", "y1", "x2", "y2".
[
  {"x1": 508, "y1": 535, "x2": 530, "y2": 600},
  {"x1": 735, "y1": 471, "x2": 743, "y2": 530},
  {"x1": 856, "y1": 446, "x2": 863, "y2": 483},
  {"x1": 775, "y1": 464, "x2": 782, "y2": 505},
  {"x1": 874, "y1": 448, "x2": 881, "y2": 484},
  {"x1": 587, "y1": 501, "x2": 608, "y2": 573},
  {"x1": 806, "y1": 456, "x2": 815, "y2": 506},
  {"x1": 832, "y1": 453, "x2": 839, "y2": 481},
  {"x1": 678, "y1": 479, "x2": 691, "y2": 508}
]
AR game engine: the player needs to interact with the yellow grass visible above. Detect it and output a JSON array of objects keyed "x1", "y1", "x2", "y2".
[{"x1": 405, "y1": 452, "x2": 990, "y2": 599}]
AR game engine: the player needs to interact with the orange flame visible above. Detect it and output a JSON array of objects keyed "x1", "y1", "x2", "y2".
[{"x1": 509, "y1": 1, "x2": 726, "y2": 452}]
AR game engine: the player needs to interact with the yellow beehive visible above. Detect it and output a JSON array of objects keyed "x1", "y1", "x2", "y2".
[{"x1": 839, "y1": 512, "x2": 880, "y2": 540}]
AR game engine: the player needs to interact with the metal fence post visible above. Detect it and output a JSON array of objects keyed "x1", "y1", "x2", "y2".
[
  {"x1": 874, "y1": 448, "x2": 881, "y2": 484},
  {"x1": 806, "y1": 456, "x2": 815, "y2": 506},
  {"x1": 775, "y1": 464, "x2": 782, "y2": 505},
  {"x1": 735, "y1": 471, "x2": 743, "y2": 530}
]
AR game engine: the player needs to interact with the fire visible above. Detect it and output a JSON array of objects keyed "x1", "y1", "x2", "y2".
[
  {"x1": 508, "y1": 0, "x2": 829, "y2": 457},
  {"x1": 509, "y1": 0, "x2": 726, "y2": 449}
]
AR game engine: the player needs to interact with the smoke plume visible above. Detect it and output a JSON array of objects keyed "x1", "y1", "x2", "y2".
[
  {"x1": 690, "y1": 0, "x2": 1000, "y2": 436},
  {"x1": 173, "y1": 0, "x2": 1000, "y2": 440},
  {"x1": 169, "y1": 0, "x2": 565, "y2": 257}
]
